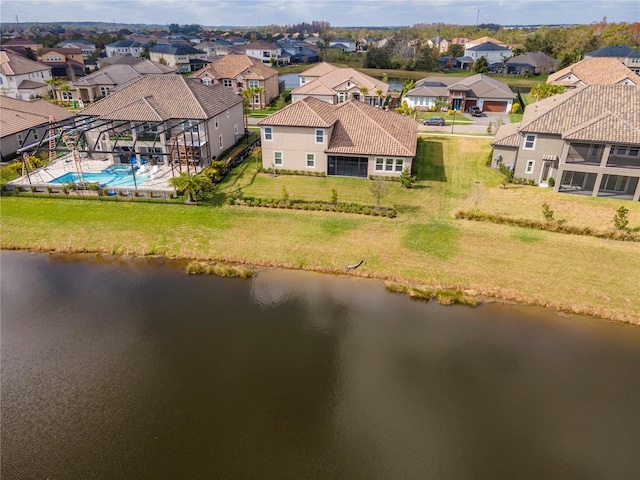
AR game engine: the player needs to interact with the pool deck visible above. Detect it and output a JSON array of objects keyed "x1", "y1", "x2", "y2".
[{"x1": 10, "y1": 155, "x2": 176, "y2": 192}]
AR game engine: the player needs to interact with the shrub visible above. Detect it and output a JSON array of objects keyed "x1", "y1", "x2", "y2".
[
  {"x1": 399, "y1": 167, "x2": 417, "y2": 188},
  {"x1": 613, "y1": 206, "x2": 629, "y2": 231},
  {"x1": 528, "y1": 179, "x2": 535, "y2": 186},
  {"x1": 280, "y1": 185, "x2": 289, "y2": 202},
  {"x1": 548, "y1": 177, "x2": 555, "y2": 187},
  {"x1": 541, "y1": 203, "x2": 554, "y2": 222},
  {"x1": 511, "y1": 103, "x2": 521, "y2": 114},
  {"x1": 329, "y1": 187, "x2": 338, "y2": 204}
]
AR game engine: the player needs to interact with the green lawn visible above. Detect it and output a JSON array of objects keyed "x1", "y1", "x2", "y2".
[{"x1": 2, "y1": 136, "x2": 639, "y2": 323}]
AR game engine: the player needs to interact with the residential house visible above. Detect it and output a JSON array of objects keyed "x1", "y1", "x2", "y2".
[
  {"x1": 0, "y1": 96, "x2": 75, "y2": 161},
  {"x1": 242, "y1": 42, "x2": 288, "y2": 65},
  {"x1": 149, "y1": 43, "x2": 209, "y2": 73},
  {"x1": 504, "y1": 52, "x2": 559, "y2": 75},
  {"x1": 585, "y1": 45, "x2": 640, "y2": 74},
  {"x1": 57, "y1": 39, "x2": 96, "y2": 59},
  {"x1": 450, "y1": 37, "x2": 471, "y2": 47},
  {"x1": 404, "y1": 74, "x2": 515, "y2": 112},
  {"x1": 547, "y1": 57, "x2": 640, "y2": 88},
  {"x1": 329, "y1": 38, "x2": 356, "y2": 52},
  {"x1": 427, "y1": 36, "x2": 450, "y2": 54},
  {"x1": 257, "y1": 97, "x2": 417, "y2": 178},
  {"x1": 278, "y1": 41, "x2": 320, "y2": 64},
  {"x1": 59, "y1": 59, "x2": 176, "y2": 103},
  {"x1": 464, "y1": 36, "x2": 507, "y2": 49},
  {"x1": 292, "y1": 63, "x2": 389, "y2": 106},
  {"x1": 0, "y1": 38, "x2": 44, "y2": 56},
  {"x1": 97, "y1": 54, "x2": 146, "y2": 69},
  {"x1": 464, "y1": 42, "x2": 512, "y2": 66},
  {"x1": 105, "y1": 40, "x2": 145, "y2": 58},
  {"x1": 0, "y1": 50, "x2": 52, "y2": 100},
  {"x1": 39, "y1": 47, "x2": 85, "y2": 79},
  {"x1": 78, "y1": 74, "x2": 245, "y2": 171},
  {"x1": 491, "y1": 84, "x2": 640, "y2": 201},
  {"x1": 190, "y1": 54, "x2": 279, "y2": 108}
]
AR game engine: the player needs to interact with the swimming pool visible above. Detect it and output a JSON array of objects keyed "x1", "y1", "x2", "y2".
[{"x1": 51, "y1": 169, "x2": 150, "y2": 188}]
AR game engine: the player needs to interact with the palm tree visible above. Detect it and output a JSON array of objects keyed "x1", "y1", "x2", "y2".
[
  {"x1": 252, "y1": 86, "x2": 265, "y2": 109},
  {"x1": 375, "y1": 89, "x2": 385, "y2": 107},
  {"x1": 169, "y1": 172, "x2": 208, "y2": 203},
  {"x1": 45, "y1": 79, "x2": 59, "y2": 105},
  {"x1": 358, "y1": 86, "x2": 369, "y2": 103}
]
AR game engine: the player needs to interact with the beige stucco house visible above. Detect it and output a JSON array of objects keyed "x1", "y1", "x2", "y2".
[
  {"x1": 190, "y1": 55, "x2": 279, "y2": 108},
  {"x1": 492, "y1": 84, "x2": 640, "y2": 201},
  {"x1": 257, "y1": 97, "x2": 417, "y2": 178},
  {"x1": 0, "y1": 50, "x2": 52, "y2": 100},
  {"x1": 292, "y1": 62, "x2": 389, "y2": 106},
  {"x1": 547, "y1": 57, "x2": 640, "y2": 88},
  {"x1": 78, "y1": 74, "x2": 244, "y2": 172}
]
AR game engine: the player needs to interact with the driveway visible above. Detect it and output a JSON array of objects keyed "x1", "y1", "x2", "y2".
[{"x1": 418, "y1": 112, "x2": 512, "y2": 134}]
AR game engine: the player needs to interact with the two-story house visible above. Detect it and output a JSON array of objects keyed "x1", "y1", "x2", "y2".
[
  {"x1": 329, "y1": 38, "x2": 357, "y2": 52},
  {"x1": 57, "y1": 39, "x2": 97, "y2": 59},
  {"x1": 78, "y1": 74, "x2": 245, "y2": 171},
  {"x1": 105, "y1": 40, "x2": 145, "y2": 58},
  {"x1": 585, "y1": 45, "x2": 640, "y2": 75},
  {"x1": 292, "y1": 63, "x2": 389, "y2": 106},
  {"x1": 427, "y1": 36, "x2": 450, "y2": 54},
  {"x1": 149, "y1": 43, "x2": 209, "y2": 73},
  {"x1": 491, "y1": 84, "x2": 640, "y2": 201},
  {"x1": 242, "y1": 42, "x2": 287, "y2": 65},
  {"x1": 190, "y1": 55, "x2": 279, "y2": 108},
  {"x1": 257, "y1": 97, "x2": 417, "y2": 178},
  {"x1": 547, "y1": 57, "x2": 640, "y2": 88},
  {"x1": 464, "y1": 42, "x2": 512, "y2": 66},
  {"x1": 39, "y1": 47, "x2": 85, "y2": 79},
  {"x1": 0, "y1": 50, "x2": 52, "y2": 100}
]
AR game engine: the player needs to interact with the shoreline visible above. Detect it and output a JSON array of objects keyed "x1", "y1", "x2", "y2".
[{"x1": 3, "y1": 244, "x2": 638, "y2": 326}]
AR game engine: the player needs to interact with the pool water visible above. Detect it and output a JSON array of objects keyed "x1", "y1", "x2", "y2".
[{"x1": 51, "y1": 169, "x2": 150, "y2": 188}]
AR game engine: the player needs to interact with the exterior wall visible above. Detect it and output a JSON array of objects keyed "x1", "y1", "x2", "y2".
[
  {"x1": 150, "y1": 52, "x2": 175, "y2": 67},
  {"x1": 491, "y1": 147, "x2": 518, "y2": 169},
  {"x1": 405, "y1": 95, "x2": 439, "y2": 109},
  {"x1": 465, "y1": 48, "x2": 512, "y2": 64},
  {"x1": 260, "y1": 125, "x2": 330, "y2": 171},
  {"x1": 0, "y1": 69, "x2": 52, "y2": 100},
  {"x1": 263, "y1": 75, "x2": 279, "y2": 105},
  {"x1": 204, "y1": 102, "x2": 245, "y2": 163},
  {"x1": 246, "y1": 47, "x2": 281, "y2": 64},
  {"x1": 106, "y1": 45, "x2": 141, "y2": 58},
  {"x1": 369, "y1": 156, "x2": 413, "y2": 176},
  {"x1": 291, "y1": 93, "x2": 335, "y2": 104},
  {"x1": 512, "y1": 133, "x2": 564, "y2": 184},
  {"x1": 477, "y1": 98, "x2": 513, "y2": 113}
]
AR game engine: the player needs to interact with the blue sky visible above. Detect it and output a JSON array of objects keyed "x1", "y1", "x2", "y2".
[{"x1": 2, "y1": 0, "x2": 638, "y2": 27}]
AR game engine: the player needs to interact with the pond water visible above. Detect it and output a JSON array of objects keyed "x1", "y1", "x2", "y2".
[
  {"x1": 2, "y1": 251, "x2": 639, "y2": 479},
  {"x1": 280, "y1": 73, "x2": 404, "y2": 92}
]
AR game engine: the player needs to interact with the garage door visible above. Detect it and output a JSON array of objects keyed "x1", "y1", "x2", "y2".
[{"x1": 482, "y1": 101, "x2": 508, "y2": 112}]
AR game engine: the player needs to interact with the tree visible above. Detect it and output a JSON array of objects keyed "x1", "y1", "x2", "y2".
[
  {"x1": 358, "y1": 86, "x2": 369, "y2": 102},
  {"x1": 530, "y1": 83, "x2": 566, "y2": 101},
  {"x1": 473, "y1": 56, "x2": 489, "y2": 73},
  {"x1": 399, "y1": 168, "x2": 416, "y2": 188},
  {"x1": 364, "y1": 46, "x2": 393, "y2": 69},
  {"x1": 446, "y1": 44, "x2": 464, "y2": 58},
  {"x1": 413, "y1": 45, "x2": 439, "y2": 72},
  {"x1": 375, "y1": 89, "x2": 385, "y2": 107},
  {"x1": 369, "y1": 177, "x2": 391, "y2": 213},
  {"x1": 24, "y1": 47, "x2": 37, "y2": 61},
  {"x1": 252, "y1": 86, "x2": 265, "y2": 109},
  {"x1": 169, "y1": 172, "x2": 209, "y2": 203}
]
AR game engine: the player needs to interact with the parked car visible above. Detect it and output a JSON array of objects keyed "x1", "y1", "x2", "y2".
[
  {"x1": 422, "y1": 116, "x2": 446, "y2": 126},
  {"x1": 467, "y1": 106, "x2": 483, "y2": 117}
]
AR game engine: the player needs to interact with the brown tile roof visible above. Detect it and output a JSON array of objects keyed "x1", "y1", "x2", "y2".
[
  {"x1": 491, "y1": 123, "x2": 520, "y2": 148},
  {"x1": 259, "y1": 97, "x2": 417, "y2": 158},
  {"x1": 79, "y1": 74, "x2": 243, "y2": 121},
  {"x1": 292, "y1": 67, "x2": 388, "y2": 96},
  {"x1": 547, "y1": 57, "x2": 640, "y2": 87},
  {"x1": 520, "y1": 84, "x2": 640, "y2": 145},
  {"x1": 257, "y1": 97, "x2": 337, "y2": 127},
  {"x1": 72, "y1": 61, "x2": 175, "y2": 87},
  {"x1": 190, "y1": 54, "x2": 277, "y2": 80},
  {"x1": 300, "y1": 62, "x2": 337, "y2": 78},
  {"x1": 0, "y1": 97, "x2": 74, "y2": 137},
  {"x1": 0, "y1": 50, "x2": 50, "y2": 75},
  {"x1": 41, "y1": 47, "x2": 82, "y2": 55}
]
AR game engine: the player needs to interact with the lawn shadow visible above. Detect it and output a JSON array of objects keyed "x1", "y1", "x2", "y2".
[{"x1": 416, "y1": 140, "x2": 447, "y2": 183}]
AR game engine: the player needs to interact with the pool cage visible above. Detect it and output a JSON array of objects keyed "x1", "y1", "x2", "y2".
[{"x1": 16, "y1": 115, "x2": 212, "y2": 188}]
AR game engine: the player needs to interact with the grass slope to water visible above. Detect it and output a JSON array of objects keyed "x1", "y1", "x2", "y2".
[{"x1": 2, "y1": 136, "x2": 639, "y2": 323}]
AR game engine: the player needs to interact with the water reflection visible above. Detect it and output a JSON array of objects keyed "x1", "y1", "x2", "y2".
[{"x1": 1, "y1": 251, "x2": 638, "y2": 479}]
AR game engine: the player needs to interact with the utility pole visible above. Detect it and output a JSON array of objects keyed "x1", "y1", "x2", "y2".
[
  {"x1": 15, "y1": 15, "x2": 22, "y2": 33},
  {"x1": 476, "y1": 9, "x2": 480, "y2": 27}
]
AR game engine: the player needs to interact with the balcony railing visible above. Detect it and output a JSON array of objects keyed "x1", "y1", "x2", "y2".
[
  {"x1": 565, "y1": 153, "x2": 601, "y2": 166},
  {"x1": 606, "y1": 155, "x2": 640, "y2": 169}
]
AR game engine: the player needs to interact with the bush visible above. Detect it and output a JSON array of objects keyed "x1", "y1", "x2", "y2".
[
  {"x1": 329, "y1": 187, "x2": 338, "y2": 204},
  {"x1": 399, "y1": 167, "x2": 417, "y2": 188},
  {"x1": 511, "y1": 103, "x2": 521, "y2": 114},
  {"x1": 613, "y1": 206, "x2": 629, "y2": 231},
  {"x1": 541, "y1": 203, "x2": 554, "y2": 221}
]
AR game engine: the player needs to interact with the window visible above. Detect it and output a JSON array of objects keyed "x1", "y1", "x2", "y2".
[
  {"x1": 33, "y1": 130, "x2": 39, "y2": 141},
  {"x1": 264, "y1": 127, "x2": 272, "y2": 141},
  {"x1": 214, "y1": 116, "x2": 219, "y2": 129},
  {"x1": 315, "y1": 129, "x2": 324, "y2": 143},
  {"x1": 306, "y1": 153, "x2": 315, "y2": 168},
  {"x1": 202, "y1": 78, "x2": 211, "y2": 86},
  {"x1": 385, "y1": 159, "x2": 393, "y2": 171},
  {"x1": 234, "y1": 124, "x2": 239, "y2": 135},
  {"x1": 612, "y1": 145, "x2": 640, "y2": 157},
  {"x1": 17, "y1": 133, "x2": 23, "y2": 145},
  {"x1": 219, "y1": 135, "x2": 223, "y2": 149},
  {"x1": 252, "y1": 94, "x2": 260, "y2": 105},
  {"x1": 61, "y1": 90, "x2": 73, "y2": 101},
  {"x1": 226, "y1": 110, "x2": 230, "y2": 118},
  {"x1": 300, "y1": 77, "x2": 306, "y2": 84},
  {"x1": 523, "y1": 134, "x2": 536, "y2": 150},
  {"x1": 395, "y1": 159, "x2": 403, "y2": 172},
  {"x1": 223, "y1": 79, "x2": 232, "y2": 87},
  {"x1": 179, "y1": 65, "x2": 189, "y2": 73},
  {"x1": 525, "y1": 160, "x2": 535, "y2": 174},
  {"x1": 602, "y1": 174, "x2": 629, "y2": 192},
  {"x1": 274, "y1": 151, "x2": 283, "y2": 166},
  {"x1": 375, "y1": 158, "x2": 384, "y2": 171},
  {"x1": 248, "y1": 80, "x2": 259, "y2": 88},
  {"x1": 100, "y1": 86, "x2": 110, "y2": 97}
]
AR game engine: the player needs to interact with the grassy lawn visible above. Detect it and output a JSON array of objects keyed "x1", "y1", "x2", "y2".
[
  {"x1": 2, "y1": 136, "x2": 639, "y2": 323},
  {"x1": 419, "y1": 112, "x2": 474, "y2": 124}
]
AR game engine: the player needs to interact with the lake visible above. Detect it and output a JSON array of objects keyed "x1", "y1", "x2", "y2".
[
  {"x1": 2, "y1": 251, "x2": 639, "y2": 479},
  {"x1": 280, "y1": 73, "x2": 403, "y2": 91}
]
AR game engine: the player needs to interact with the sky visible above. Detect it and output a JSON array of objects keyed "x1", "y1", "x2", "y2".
[{"x1": 1, "y1": 0, "x2": 638, "y2": 28}]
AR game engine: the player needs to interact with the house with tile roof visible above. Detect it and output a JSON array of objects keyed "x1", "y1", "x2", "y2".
[
  {"x1": 491, "y1": 84, "x2": 640, "y2": 201},
  {"x1": 57, "y1": 39, "x2": 96, "y2": 59},
  {"x1": 39, "y1": 47, "x2": 85, "y2": 79},
  {"x1": 0, "y1": 96, "x2": 75, "y2": 161},
  {"x1": 0, "y1": 50, "x2": 52, "y2": 100},
  {"x1": 547, "y1": 57, "x2": 640, "y2": 88},
  {"x1": 77, "y1": 74, "x2": 245, "y2": 171},
  {"x1": 59, "y1": 60, "x2": 176, "y2": 104},
  {"x1": 149, "y1": 43, "x2": 209, "y2": 73},
  {"x1": 1, "y1": 38, "x2": 44, "y2": 52},
  {"x1": 404, "y1": 74, "x2": 515, "y2": 112},
  {"x1": 585, "y1": 45, "x2": 640, "y2": 74},
  {"x1": 257, "y1": 97, "x2": 417, "y2": 178},
  {"x1": 190, "y1": 55, "x2": 279, "y2": 109},
  {"x1": 292, "y1": 63, "x2": 389, "y2": 106}
]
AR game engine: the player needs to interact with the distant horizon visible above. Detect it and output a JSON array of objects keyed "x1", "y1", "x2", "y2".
[{"x1": 1, "y1": 0, "x2": 638, "y2": 29}]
